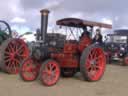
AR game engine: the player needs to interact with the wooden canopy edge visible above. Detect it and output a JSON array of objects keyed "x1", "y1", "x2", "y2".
[{"x1": 56, "y1": 18, "x2": 112, "y2": 29}]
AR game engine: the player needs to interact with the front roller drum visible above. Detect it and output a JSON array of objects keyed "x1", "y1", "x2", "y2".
[
  {"x1": 80, "y1": 44, "x2": 106, "y2": 81},
  {"x1": 19, "y1": 58, "x2": 40, "y2": 81},
  {"x1": 39, "y1": 59, "x2": 60, "y2": 86}
]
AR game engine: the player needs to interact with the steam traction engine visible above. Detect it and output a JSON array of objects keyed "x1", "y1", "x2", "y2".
[
  {"x1": 20, "y1": 9, "x2": 110, "y2": 86},
  {"x1": 0, "y1": 21, "x2": 29, "y2": 74}
]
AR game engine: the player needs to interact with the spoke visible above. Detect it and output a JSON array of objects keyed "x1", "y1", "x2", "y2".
[
  {"x1": 10, "y1": 61, "x2": 14, "y2": 72},
  {"x1": 94, "y1": 50, "x2": 98, "y2": 58},
  {"x1": 4, "y1": 54, "x2": 10, "y2": 59},
  {"x1": 12, "y1": 62, "x2": 17, "y2": 72},
  {"x1": 53, "y1": 66, "x2": 58, "y2": 75},
  {"x1": 5, "y1": 58, "x2": 12, "y2": 63},
  {"x1": 13, "y1": 61, "x2": 17, "y2": 73},
  {"x1": 31, "y1": 70, "x2": 37, "y2": 76},
  {"x1": 95, "y1": 65, "x2": 102, "y2": 70},
  {"x1": 14, "y1": 60, "x2": 20, "y2": 69},
  {"x1": 89, "y1": 54, "x2": 93, "y2": 60},
  {"x1": 14, "y1": 59, "x2": 20, "y2": 65},
  {"x1": 98, "y1": 54, "x2": 103, "y2": 59},
  {"x1": 8, "y1": 43, "x2": 14, "y2": 52},
  {"x1": 6, "y1": 61, "x2": 12, "y2": 70},
  {"x1": 3, "y1": 27, "x2": 8, "y2": 32},
  {"x1": 95, "y1": 54, "x2": 103, "y2": 61},
  {"x1": 50, "y1": 63, "x2": 55, "y2": 71},
  {"x1": 5, "y1": 51, "x2": 10, "y2": 55},
  {"x1": 46, "y1": 64, "x2": 50, "y2": 71},
  {"x1": 18, "y1": 54, "x2": 27, "y2": 57},
  {"x1": 86, "y1": 60, "x2": 91, "y2": 69},
  {"x1": 52, "y1": 67, "x2": 58, "y2": 74},
  {"x1": 6, "y1": 46, "x2": 12, "y2": 53},
  {"x1": 49, "y1": 64, "x2": 52, "y2": 70},
  {"x1": 17, "y1": 45, "x2": 24, "y2": 53},
  {"x1": 14, "y1": 44, "x2": 18, "y2": 52},
  {"x1": 91, "y1": 51, "x2": 95, "y2": 58},
  {"x1": 89, "y1": 69, "x2": 96, "y2": 77}
]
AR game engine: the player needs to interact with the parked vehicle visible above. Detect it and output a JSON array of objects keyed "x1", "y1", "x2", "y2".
[
  {"x1": 105, "y1": 34, "x2": 128, "y2": 65},
  {"x1": 19, "y1": 9, "x2": 112, "y2": 86}
]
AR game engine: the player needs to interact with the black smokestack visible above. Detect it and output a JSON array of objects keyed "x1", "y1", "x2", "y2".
[{"x1": 40, "y1": 9, "x2": 50, "y2": 42}]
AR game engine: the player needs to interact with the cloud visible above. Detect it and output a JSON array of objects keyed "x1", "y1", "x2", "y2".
[
  {"x1": 101, "y1": 18, "x2": 112, "y2": 24},
  {"x1": 11, "y1": 17, "x2": 26, "y2": 23},
  {"x1": 0, "y1": 0, "x2": 128, "y2": 35}
]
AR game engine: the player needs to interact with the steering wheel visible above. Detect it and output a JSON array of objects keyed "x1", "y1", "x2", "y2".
[{"x1": 0, "y1": 20, "x2": 12, "y2": 38}]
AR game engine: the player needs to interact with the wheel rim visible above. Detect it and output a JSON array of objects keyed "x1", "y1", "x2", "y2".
[
  {"x1": 124, "y1": 57, "x2": 128, "y2": 65},
  {"x1": 4, "y1": 39, "x2": 29, "y2": 74},
  {"x1": 0, "y1": 20, "x2": 12, "y2": 37},
  {"x1": 85, "y1": 48, "x2": 105, "y2": 81},
  {"x1": 21, "y1": 59, "x2": 39, "y2": 81},
  {"x1": 41, "y1": 61, "x2": 60, "y2": 86}
]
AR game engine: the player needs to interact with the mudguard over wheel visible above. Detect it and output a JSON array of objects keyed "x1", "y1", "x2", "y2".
[
  {"x1": 0, "y1": 38, "x2": 29, "y2": 74},
  {"x1": 19, "y1": 58, "x2": 40, "y2": 81},
  {"x1": 80, "y1": 44, "x2": 106, "y2": 81},
  {"x1": 39, "y1": 59, "x2": 60, "y2": 86}
]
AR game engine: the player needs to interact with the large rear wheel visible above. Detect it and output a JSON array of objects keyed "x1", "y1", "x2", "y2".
[
  {"x1": 39, "y1": 59, "x2": 60, "y2": 86},
  {"x1": 0, "y1": 38, "x2": 29, "y2": 74},
  {"x1": 80, "y1": 44, "x2": 106, "y2": 81}
]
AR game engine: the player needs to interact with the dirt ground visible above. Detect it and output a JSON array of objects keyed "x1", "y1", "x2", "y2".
[{"x1": 0, "y1": 64, "x2": 128, "y2": 96}]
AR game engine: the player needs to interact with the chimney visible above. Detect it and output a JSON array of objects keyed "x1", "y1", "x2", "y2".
[{"x1": 40, "y1": 9, "x2": 50, "y2": 42}]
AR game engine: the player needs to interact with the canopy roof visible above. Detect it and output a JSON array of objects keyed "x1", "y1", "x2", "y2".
[
  {"x1": 56, "y1": 18, "x2": 112, "y2": 29},
  {"x1": 107, "y1": 34, "x2": 128, "y2": 36}
]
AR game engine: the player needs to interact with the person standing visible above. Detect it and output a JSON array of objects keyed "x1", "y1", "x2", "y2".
[{"x1": 93, "y1": 28, "x2": 103, "y2": 44}]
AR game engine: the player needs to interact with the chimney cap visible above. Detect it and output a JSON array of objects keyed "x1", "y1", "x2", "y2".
[{"x1": 40, "y1": 9, "x2": 50, "y2": 15}]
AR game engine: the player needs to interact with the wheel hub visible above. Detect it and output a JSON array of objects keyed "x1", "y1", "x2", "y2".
[
  {"x1": 10, "y1": 53, "x2": 19, "y2": 59},
  {"x1": 90, "y1": 60, "x2": 96, "y2": 65},
  {"x1": 47, "y1": 71, "x2": 52, "y2": 75},
  {"x1": 10, "y1": 53, "x2": 15, "y2": 59}
]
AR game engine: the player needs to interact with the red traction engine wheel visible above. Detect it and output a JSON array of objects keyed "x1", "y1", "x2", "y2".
[
  {"x1": 39, "y1": 59, "x2": 60, "y2": 86},
  {"x1": 123, "y1": 55, "x2": 128, "y2": 66},
  {"x1": 20, "y1": 58, "x2": 40, "y2": 81},
  {"x1": 0, "y1": 38, "x2": 29, "y2": 74},
  {"x1": 80, "y1": 45, "x2": 106, "y2": 81}
]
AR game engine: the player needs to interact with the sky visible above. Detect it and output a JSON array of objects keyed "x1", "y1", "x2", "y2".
[{"x1": 0, "y1": 0, "x2": 128, "y2": 40}]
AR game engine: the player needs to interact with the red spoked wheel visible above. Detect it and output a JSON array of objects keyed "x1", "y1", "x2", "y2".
[
  {"x1": 39, "y1": 59, "x2": 60, "y2": 86},
  {"x1": 0, "y1": 38, "x2": 29, "y2": 74},
  {"x1": 80, "y1": 44, "x2": 106, "y2": 81},
  {"x1": 123, "y1": 56, "x2": 128, "y2": 66},
  {"x1": 20, "y1": 58, "x2": 40, "y2": 81}
]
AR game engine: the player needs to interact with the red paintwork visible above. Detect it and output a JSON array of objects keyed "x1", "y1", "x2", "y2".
[
  {"x1": 84, "y1": 48, "x2": 105, "y2": 81},
  {"x1": 78, "y1": 35, "x2": 92, "y2": 53},
  {"x1": 4, "y1": 39, "x2": 29, "y2": 74},
  {"x1": 40, "y1": 60, "x2": 60, "y2": 86},
  {"x1": 52, "y1": 53, "x2": 79, "y2": 68},
  {"x1": 20, "y1": 58, "x2": 40, "y2": 81},
  {"x1": 51, "y1": 36, "x2": 91, "y2": 68}
]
